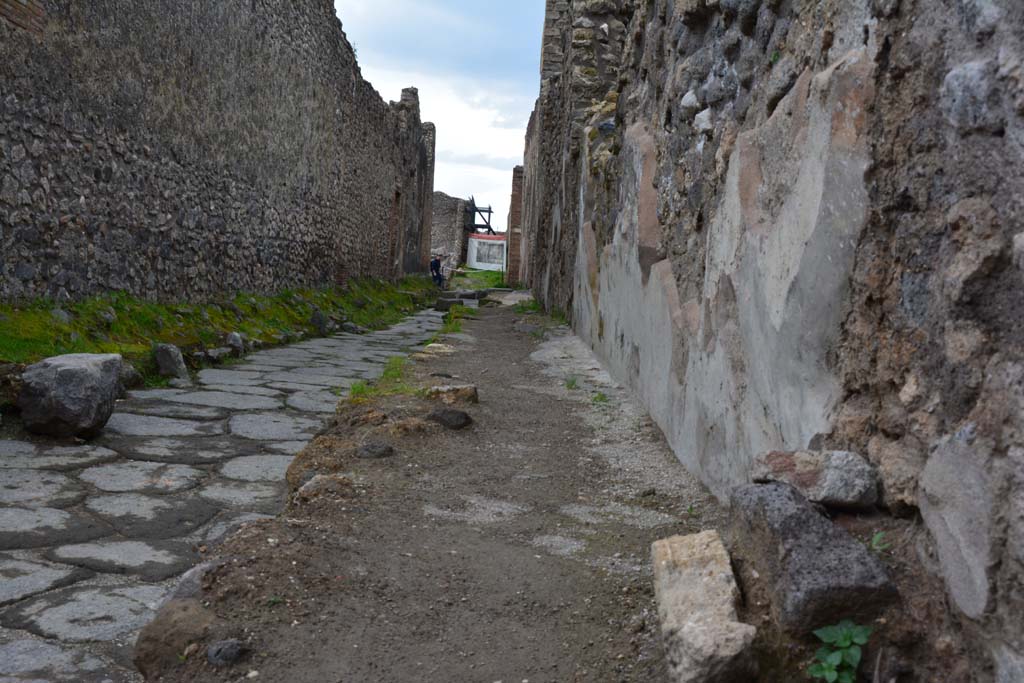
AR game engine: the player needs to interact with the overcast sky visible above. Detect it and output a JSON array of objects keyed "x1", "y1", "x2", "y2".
[{"x1": 334, "y1": 1, "x2": 546, "y2": 231}]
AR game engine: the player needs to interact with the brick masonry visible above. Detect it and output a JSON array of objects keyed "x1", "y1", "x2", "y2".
[{"x1": 0, "y1": 0, "x2": 435, "y2": 303}]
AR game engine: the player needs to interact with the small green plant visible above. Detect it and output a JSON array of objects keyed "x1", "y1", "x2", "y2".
[
  {"x1": 592, "y1": 392, "x2": 609, "y2": 404},
  {"x1": 770, "y1": 50, "x2": 781, "y2": 64},
  {"x1": 550, "y1": 308, "x2": 570, "y2": 326},
  {"x1": 870, "y1": 531, "x2": 891, "y2": 553},
  {"x1": 266, "y1": 596, "x2": 284, "y2": 607},
  {"x1": 687, "y1": 504, "x2": 696, "y2": 517},
  {"x1": 808, "y1": 620, "x2": 872, "y2": 683},
  {"x1": 565, "y1": 375, "x2": 579, "y2": 390},
  {"x1": 514, "y1": 298, "x2": 543, "y2": 314}
]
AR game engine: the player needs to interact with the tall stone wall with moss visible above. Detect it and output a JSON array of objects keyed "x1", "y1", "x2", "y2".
[
  {"x1": 520, "y1": 0, "x2": 1024, "y2": 678},
  {"x1": 0, "y1": 0, "x2": 434, "y2": 303}
]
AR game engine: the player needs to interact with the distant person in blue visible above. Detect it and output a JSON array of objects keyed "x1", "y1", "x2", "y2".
[{"x1": 430, "y1": 255, "x2": 444, "y2": 287}]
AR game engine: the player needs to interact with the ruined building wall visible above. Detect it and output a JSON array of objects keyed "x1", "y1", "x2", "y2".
[
  {"x1": 0, "y1": 0, "x2": 434, "y2": 302},
  {"x1": 521, "y1": 0, "x2": 1024, "y2": 678},
  {"x1": 430, "y1": 191, "x2": 468, "y2": 276},
  {"x1": 507, "y1": 165, "x2": 524, "y2": 283}
]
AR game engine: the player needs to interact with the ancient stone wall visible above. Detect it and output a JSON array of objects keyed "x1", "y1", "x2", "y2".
[
  {"x1": 522, "y1": 0, "x2": 1024, "y2": 677},
  {"x1": 507, "y1": 166, "x2": 524, "y2": 283},
  {"x1": 430, "y1": 191, "x2": 468, "y2": 276},
  {"x1": 0, "y1": 0, "x2": 434, "y2": 303}
]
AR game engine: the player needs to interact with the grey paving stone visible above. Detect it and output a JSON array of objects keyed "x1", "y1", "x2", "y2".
[
  {"x1": 201, "y1": 384, "x2": 282, "y2": 397},
  {"x1": 165, "y1": 391, "x2": 282, "y2": 411},
  {"x1": 199, "y1": 481, "x2": 282, "y2": 507},
  {"x1": 229, "y1": 413, "x2": 320, "y2": 441},
  {"x1": 0, "y1": 639, "x2": 117, "y2": 682},
  {"x1": 1, "y1": 583, "x2": 167, "y2": 642},
  {"x1": 105, "y1": 413, "x2": 224, "y2": 437},
  {"x1": 0, "y1": 555, "x2": 91, "y2": 607},
  {"x1": 265, "y1": 441, "x2": 308, "y2": 455},
  {"x1": 220, "y1": 455, "x2": 294, "y2": 482},
  {"x1": 85, "y1": 494, "x2": 219, "y2": 539},
  {"x1": 79, "y1": 461, "x2": 203, "y2": 494},
  {"x1": 202, "y1": 512, "x2": 275, "y2": 544},
  {"x1": 117, "y1": 402, "x2": 230, "y2": 421},
  {"x1": 286, "y1": 391, "x2": 339, "y2": 413},
  {"x1": 197, "y1": 369, "x2": 265, "y2": 386},
  {"x1": 123, "y1": 437, "x2": 247, "y2": 465},
  {"x1": 264, "y1": 381, "x2": 336, "y2": 393},
  {"x1": 47, "y1": 540, "x2": 196, "y2": 581},
  {"x1": 261, "y1": 371, "x2": 347, "y2": 387},
  {"x1": 234, "y1": 364, "x2": 286, "y2": 372},
  {"x1": 0, "y1": 508, "x2": 109, "y2": 551},
  {"x1": 126, "y1": 389, "x2": 185, "y2": 401},
  {"x1": 0, "y1": 470, "x2": 84, "y2": 508},
  {"x1": 0, "y1": 440, "x2": 36, "y2": 458}
]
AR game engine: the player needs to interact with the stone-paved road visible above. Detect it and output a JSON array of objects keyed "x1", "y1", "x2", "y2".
[{"x1": 0, "y1": 310, "x2": 443, "y2": 682}]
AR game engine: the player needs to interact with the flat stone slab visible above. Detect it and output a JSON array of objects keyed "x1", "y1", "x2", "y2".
[
  {"x1": 127, "y1": 389, "x2": 185, "y2": 401},
  {"x1": 197, "y1": 369, "x2": 265, "y2": 385},
  {"x1": 106, "y1": 413, "x2": 224, "y2": 437},
  {"x1": 0, "y1": 445, "x2": 119, "y2": 471},
  {"x1": 265, "y1": 381, "x2": 336, "y2": 393},
  {"x1": 202, "y1": 384, "x2": 282, "y2": 397},
  {"x1": 220, "y1": 455, "x2": 294, "y2": 482},
  {"x1": 47, "y1": 540, "x2": 196, "y2": 581},
  {"x1": 0, "y1": 555, "x2": 91, "y2": 607},
  {"x1": 266, "y1": 441, "x2": 308, "y2": 455},
  {"x1": 166, "y1": 391, "x2": 281, "y2": 411},
  {"x1": 124, "y1": 437, "x2": 247, "y2": 465},
  {"x1": 1, "y1": 583, "x2": 167, "y2": 642},
  {"x1": 199, "y1": 481, "x2": 282, "y2": 508},
  {"x1": 0, "y1": 507, "x2": 109, "y2": 551},
  {"x1": 752, "y1": 450, "x2": 878, "y2": 509},
  {"x1": 0, "y1": 440, "x2": 37, "y2": 457},
  {"x1": 203, "y1": 512, "x2": 275, "y2": 544},
  {"x1": 229, "y1": 413, "x2": 320, "y2": 441},
  {"x1": 0, "y1": 469, "x2": 84, "y2": 508},
  {"x1": 262, "y1": 371, "x2": 347, "y2": 387},
  {"x1": 652, "y1": 531, "x2": 757, "y2": 683},
  {"x1": 85, "y1": 493, "x2": 219, "y2": 539},
  {"x1": 118, "y1": 402, "x2": 230, "y2": 421},
  {"x1": 286, "y1": 391, "x2": 339, "y2": 413},
  {"x1": 79, "y1": 461, "x2": 203, "y2": 494},
  {"x1": 0, "y1": 639, "x2": 118, "y2": 682}
]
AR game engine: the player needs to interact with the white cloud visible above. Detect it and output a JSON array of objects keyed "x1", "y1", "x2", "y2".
[{"x1": 359, "y1": 63, "x2": 531, "y2": 231}]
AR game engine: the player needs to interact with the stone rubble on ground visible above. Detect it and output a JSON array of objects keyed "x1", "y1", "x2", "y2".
[
  {"x1": 652, "y1": 530, "x2": 757, "y2": 683},
  {"x1": 750, "y1": 449, "x2": 879, "y2": 510},
  {"x1": 152, "y1": 343, "x2": 190, "y2": 380},
  {"x1": 728, "y1": 483, "x2": 897, "y2": 632},
  {"x1": 426, "y1": 384, "x2": 480, "y2": 404},
  {"x1": 17, "y1": 353, "x2": 123, "y2": 438}
]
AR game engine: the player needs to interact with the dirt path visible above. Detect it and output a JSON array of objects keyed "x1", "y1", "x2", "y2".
[{"x1": 160, "y1": 303, "x2": 724, "y2": 682}]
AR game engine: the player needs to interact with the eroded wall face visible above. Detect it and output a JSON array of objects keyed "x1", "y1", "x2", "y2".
[
  {"x1": 430, "y1": 191, "x2": 468, "y2": 275},
  {"x1": 523, "y1": 0, "x2": 1024, "y2": 676},
  {"x1": 0, "y1": 0, "x2": 434, "y2": 302}
]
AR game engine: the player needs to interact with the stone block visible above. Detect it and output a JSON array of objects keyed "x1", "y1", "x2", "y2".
[
  {"x1": 728, "y1": 483, "x2": 897, "y2": 631},
  {"x1": 751, "y1": 450, "x2": 878, "y2": 510},
  {"x1": 652, "y1": 531, "x2": 757, "y2": 682},
  {"x1": 426, "y1": 384, "x2": 479, "y2": 405},
  {"x1": 17, "y1": 354, "x2": 122, "y2": 438},
  {"x1": 153, "y1": 344, "x2": 189, "y2": 380}
]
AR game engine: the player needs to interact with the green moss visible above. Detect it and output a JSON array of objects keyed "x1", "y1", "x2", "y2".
[
  {"x1": 0, "y1": 276, "x2": 436, "y2": 384},
  {"x1": 346, "y1": 355, "x2": 421, "y2": 404},
  {"x1": 451, "y1": 268, "x2": 507, "y2": 290}
]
